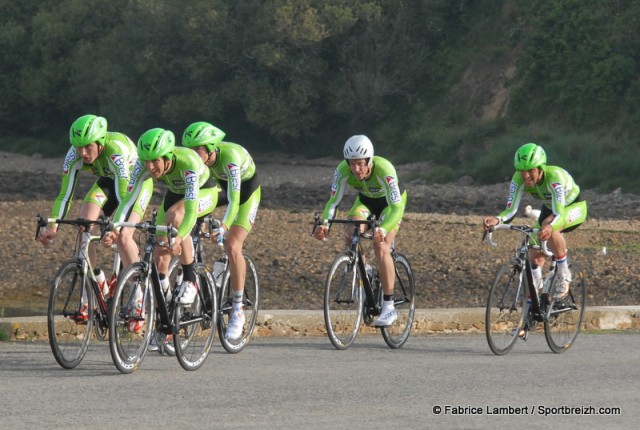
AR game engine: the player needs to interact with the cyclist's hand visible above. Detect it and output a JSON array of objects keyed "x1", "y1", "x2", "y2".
[
  {"x1": 313, "y1": 225, "x2": 327, "y2": 241},
  {"x1": 482, "y1": 216, "x2": 499, "y2": 231},
  {"x1": 538, "y1": 224, "x2": 553, "y2": 241},
  {"x1": 373, "y1": 227, "x2": 387, "y2": 243},
  {"x1": 102, "y1": 231, "x2": 117, "y2": 247},
  {"x1": 38, "y1": 227, "x2": 56, "y2": 246},
  {"x1": 212, "y1": 225, "x2": 226, "y2": 245},
  {"x1": 171, "y1": 235, "x2": 184, "y2": 256}
]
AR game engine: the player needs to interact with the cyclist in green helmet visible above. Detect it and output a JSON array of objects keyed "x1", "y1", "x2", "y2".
[
  {"x1": 483, "y1": 143, "x2": 588, "y2": 300},
  {"x1": 182, "y1": 121, "x2": 261, "y2": 341},
  {"x1": 109, "y1": 128, "x2": 220, "y2": 319},
  {"x1": 313, "y1": 135, "x2": 408, "y2": 327},
  {"x1": 38, "y1": 115, "x2": 153, "y2": 320}
]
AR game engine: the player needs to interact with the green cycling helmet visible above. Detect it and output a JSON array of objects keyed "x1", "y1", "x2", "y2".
[
  {"x1": 70, "y1": 114, "x2": 108, "y2": 147},
  {"x1": 514, "y1": 143, "x2": 547, "y2": 171},
  {"x1": 182, "y1": 121, "x2": 226, "y2": 152},
  {"x1": 137, "y1": 128, "x2": 175, "y2": 161}
]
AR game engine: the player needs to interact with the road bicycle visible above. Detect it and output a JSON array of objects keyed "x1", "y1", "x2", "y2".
[
  {"x1": 107, "y1": 212, "x2": 218, "y2": 372},
  {"x1": 190, "y1": 216, "x2": 260, "y2": 353},
  {"x1": 35, "y1": 215, "x2": 120, "y2": 369},
  {"x1": 483, "y1": 224, "x2": 587, "y2": 355},
  {"x1": 313, "y1": 215, "x2": 415, "y2": 350}
]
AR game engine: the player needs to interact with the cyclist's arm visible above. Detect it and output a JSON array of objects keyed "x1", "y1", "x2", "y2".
[
  {"x1": 545, "y1": 168, "x2": 576, "y2": 232},
  {"x1": 375, "y1": 163, "x2": 405, "y2": 234},
  {"x1": 50, "y1": 147, "x2": 87, "y2": 223},
  {"x1": 218, "y1": 147, "x2": 244, "y2": 229},
  {"x1": 103, "y1": 134, "x2": 135, "y2": 205},
  {"x1": 112, "y1": 160, "x2": 147, "y2": 225},
  {"x1": 496, "y1": 174, "x2": 525, "y2": 224},
  {"x1": 178, "y1": 172, "x2": 200, "y2": 239},
  {"x1": 321, "y1": 162, "x2": 349, "y2": 221}
]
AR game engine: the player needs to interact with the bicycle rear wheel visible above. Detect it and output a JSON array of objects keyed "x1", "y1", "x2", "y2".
[
  {"x1": 381, "y1": 253, "x2": 415, "y2": 349},
  {"x1": 324, "y1": 253, "x2": 363, "y2": 350},
  {"x1": 217, "y1": 254, "x2": 260, "y2": 353},
  {"x1": 174, "y1": 264, "x2": 217, "y2": 371},
  {"x1": 544, "y1": 262, "x2": 586, "y2": 353},
  {"x1": 485, "y1": 261, "x2": 526, "y2": 355},
  {"x1": 109, "y1": 263, "x2": 155, "y2": 374},
  {"x1": 47, "y1": 259, "x2": 94, "y2": 369}
]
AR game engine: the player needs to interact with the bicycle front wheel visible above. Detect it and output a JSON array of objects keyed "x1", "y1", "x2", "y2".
[
  {"x1": 485, "y1": 261, "x2": 526, "y2": 355},
  {"x1": 217, "y1": 254, "x2": 260, "y2": 353},
  {"x1": 108, "y1": 263, "x2": 155, "y2": 374},
  {"x1": 381, "y1": 253, "x2": 416, "y2": 349},
  {"x1": 544, "y1": 262, "x2": 587, "y2": 353},
  {"x1": 47, "y1": 259, "x2": 94, "y2": 369},
  {"x1": 324, "y1": 253, "x2": 363, "y2": 350},
  {"x1": 174, "y1": 264, "x2": 217, "y2": 371}
]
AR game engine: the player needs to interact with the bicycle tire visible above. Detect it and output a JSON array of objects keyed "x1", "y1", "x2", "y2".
[
  {"x1": 108, "y1": 262, "x2": 155, "y2": 374},
  {"x1": 544, "y1": 262, "x2": 586, "y2": 353},
  {"x1": 485, "y1": 261, "x2": 526, "y2": 355},
  {"x1": 323, "y1": 252, "x2": 363, "y2": 350},
  {"x1": 47, "y1": 259, "x2": 94, "y2": 369},
  {"x1": 381, "y1": 253, "x2": 416, "y2": 349},
  {"x1": 174, "y1": 263, "x2": 217, "y2": 371},
  {"x1": 217, "y1": 254, "x2": 260, "y2": 354}
]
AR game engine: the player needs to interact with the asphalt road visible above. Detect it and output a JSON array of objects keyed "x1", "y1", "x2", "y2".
[{"x1": 1, "y1": 333, "x2": 638, "y2": 429}]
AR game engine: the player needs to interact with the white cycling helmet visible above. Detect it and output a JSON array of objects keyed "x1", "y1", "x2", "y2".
[{"x1": 343, "y1": 135, "x2": 374, "y2": 166}]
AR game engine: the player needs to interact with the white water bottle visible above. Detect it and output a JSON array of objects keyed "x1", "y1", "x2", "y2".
[
  {"x1": 159, "y1": 273, "x2": 170, "y2": 301},
  {"x1": 94, "y1": 268, "x2": 108, "y2": 297},
  {"x1": 213, "y1": 259, "x2": 225, "y2": 286},
  {"x1": 365, "y1": 264, "x2": 374, "y2": 282}
]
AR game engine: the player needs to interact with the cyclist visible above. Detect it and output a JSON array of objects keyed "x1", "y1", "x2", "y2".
[
  {"x1": 181, "y1": 121, "x2": 261, "y2": 341},
  {"x1": 482, "y1": 143, "x2": 588, "y2": 299},
  {"x1": 109, "y1": 128, "x2": 219, "y2": 332},
  {"x1": 313, "y1": 135, "x2": 408, "y2": 327},
  {"x1": 37, "y1": 114, "x2": 153, "y2": 320}
]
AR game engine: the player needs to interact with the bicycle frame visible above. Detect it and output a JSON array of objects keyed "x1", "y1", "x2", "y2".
[
  {"x1": 485, "y1": 225, "x2": 553, "y2": 326},
  {"x1": 111, "y1": 219, "x2": 177, "y2": 336},
  {"x1": 317, "y1": 216, "x2": 383, "y2": 316}
]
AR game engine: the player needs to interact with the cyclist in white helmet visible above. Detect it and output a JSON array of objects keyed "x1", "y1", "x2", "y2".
[{"x1": 314, "y1": 135, "x2": 408, "y2": 327}]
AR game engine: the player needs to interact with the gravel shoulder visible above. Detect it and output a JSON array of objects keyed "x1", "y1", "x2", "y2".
[{"x1": 1, "y1": 151, "x2": 639, "y2": 316}]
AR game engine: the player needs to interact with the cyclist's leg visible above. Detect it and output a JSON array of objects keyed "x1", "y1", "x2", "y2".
[
  {"x1": 159, "y1": 188, "x2": 217, "y2": 300},
  {"x1": 225, "y1": 187, "x2": 260, "y2": 297},
  {"x1": 80, "y1": 181, "x2": 111, "y2": 267},
  {"x1": 222, "y1": 191, "x2": 259, "y2": 341},
  {"x1": 345, "y1": 196, "x2": 371, "y2": 248},
  {"x1": 373, "y1": 192, "x2": 406, "y2": 296},
  {"x1": 116, "y1": 177, "x2": 153, "y2": 268},
  {"x1": 543, "y1": 200, "x2": 587, "y2": 298}
]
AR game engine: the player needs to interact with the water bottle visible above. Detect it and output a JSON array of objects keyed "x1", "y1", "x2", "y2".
[
  {"x1": 94, "y1": 268, "x2": 108, "y2": 297},
  {"x1": 159, "y1": 273, "x2": 170, "y2": 301},
  {"x1": 172, "y1": 269, "x2": 183, "y2": 301},
  {"x1": 213, "y1": 258, "x2": 225, "y2": 286},
  {"x1": 365, "y1": 264, "x2": 374, "y2": 283}
]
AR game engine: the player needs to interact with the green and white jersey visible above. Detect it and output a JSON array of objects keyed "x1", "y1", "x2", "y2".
[
  {"x1": 322, "y1": 156, "x2": 404, "y2": 233},
  {"x1": 115, "y1": 147, "x2": 211, "y2": 239},
  {"x1": 207, "y1": 142, "x2": 256, "y2": 228},
  {"x1": 497, "y1": 165, "x2": 582, "y2": 231},
  {"x1": 51, "y1": 132, "x2": 136, "y2": 219}
]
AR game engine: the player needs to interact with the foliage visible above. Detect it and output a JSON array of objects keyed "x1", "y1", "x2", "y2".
[{"x1": 1, "y1": 0, "x2": 639, "y2": 192}]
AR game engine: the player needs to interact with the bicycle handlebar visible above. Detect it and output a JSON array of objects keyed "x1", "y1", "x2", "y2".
[
  {"x1": 483, "y1": 223, "x2": 553, "y2": 257},
  {"x1": 108, "y1": 220, "x2": 178, "y2": 237},
  {"x1": 197, "y1": 216, "x2": 224, "y2": 246},
  {"x1": 35, "y1": 214, "x2": 112, "y2": 241},
  {"x1": 311, "y1": 213, "x2": 380, "y2": 236}
]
